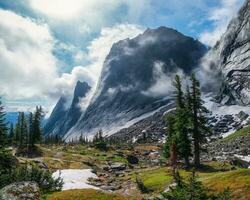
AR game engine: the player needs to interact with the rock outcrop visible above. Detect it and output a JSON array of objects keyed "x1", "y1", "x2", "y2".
[
  {"x1": 44, "y1": 81, "x2": 91, "y2": 136},
  {"x1": 210, "y1": 0, "x2": 250, "y2": 105},
  {"x1": 65, "y1": 27, "x2": 207, "y2": 139},
  {"x1": 0, "y1": 181, "x2": 40, "y2": 200}
]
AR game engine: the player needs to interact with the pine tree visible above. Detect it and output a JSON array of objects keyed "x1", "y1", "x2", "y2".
[
  {"x1": 0, "y1": 98, "x2": 8, "y2": 148},
  {"x1": 173, "y1": 75, "x2": 191, "y2": 168},
  {"x1": 8, "y1": 123, "x2": 14, "y2": 145},
  {"x1": 28, "y1": 112, "x2": 34, "y2": 146},
  {"x1": 0, "y1": 99, "x2": 15, "y2": 173},
  {"x1": 14, "y1": 115, "x2": 21, "y2": 146},
  {"x1": 19, "y1": 112, "x2": 28, "y2": 148},
  {"x1": 189, "y1": 74, "x2": 210, "y2": 168},
  {"x1": 164, "y1": 114, "x2": 178, "y2": 172},
  {"x1": 33, "y1": 106, "x2": 43, "y2": 144}
]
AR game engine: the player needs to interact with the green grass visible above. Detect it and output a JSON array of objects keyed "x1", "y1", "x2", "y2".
[
  {"x1": 202, "y1": 169, "x2": 250, "y2": 200},
  {"x1": 137, "y1": 168, "x2": 173, "y2": 192},
  {"x1": 223, "y1": 125, "x2": 250, "y2": 142},
  {"x1": 131, "y1": 161, "x2": 247, "y2": 197},
  {"x1": 46, "y1": 189, "x2": 132, "y2": 200}
]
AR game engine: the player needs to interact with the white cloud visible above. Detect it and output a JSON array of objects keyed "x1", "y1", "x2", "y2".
[
  {"x1": 142, "y1": 61, "x2": 184, "y2": 97},
  {"x1": 0, "y1": 8, "x2": 143, "y2": 112},
  {"x1": 199, "y1": 0, "x2": 244, "y2": 46},
  {"x1": 0, "y1": 9, "x2": 58, "y2": 101},
  {"x1": 28, "y1": 0, "x2": 122, "y2": 20},
  {"x1": 86, "y1": 24, "x2": 144, "y2": 82}
]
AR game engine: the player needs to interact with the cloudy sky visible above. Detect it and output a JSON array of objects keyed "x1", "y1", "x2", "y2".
[{"x1": 0, "y1": 0, "x2": 244, "y2": 113}]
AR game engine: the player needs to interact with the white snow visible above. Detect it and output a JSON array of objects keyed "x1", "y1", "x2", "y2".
[
  {"x1": 52, "y1": 169, "x2": 99, "y2": 191},
  {"x1": 203, "y1": 94, "x2": 250, "y2": 138},
  {"x1": 234, "y1": 154, "x2": 250, "y2": 163},
  {"x1": 204, "y1": 94, "x2": 250, "y2": 116}
]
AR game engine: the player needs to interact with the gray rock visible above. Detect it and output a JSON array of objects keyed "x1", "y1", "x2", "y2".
[
  {"x1": 0, "y1": 181, "x2": 40, "y2": 200},
  {"x1": 109, "y1": 162, "x2": 126, "y2": 171}
]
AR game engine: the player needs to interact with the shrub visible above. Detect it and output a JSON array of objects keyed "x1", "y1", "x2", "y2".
[
  {"x1": 158, "y1": 172, "x2": 231, "y2": 200},
  {"x1": 0, "y1": 166, "x2": 63, "y2": 192},
  {"x1": 136, "y1": 174, "x2": 150, "y2": 193}
]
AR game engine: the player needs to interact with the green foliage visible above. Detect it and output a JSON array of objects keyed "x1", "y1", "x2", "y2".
[
  {"x1": 222, "y1": 125, "x2": 250, "y2": 142},
  {"x1": 159, "y1": 172, "x2": 231, "y2": 200},
  {"x1": 0, "y1": 165, "x2": 63, "y2": 192},
  {"x1": 93, "y1": 130, "x2": 107, "y2": 151},
  {"x1": 12, "y1": 106, "x2": 44, "y2": 151},
  {"x1": 135, "y1": 174, "x2": 151, "y2": 193},
  {"x1": 0, "y1": 98, "x2": 17, "y2": 187},
  {"x1": 189, "y1": 74, "x2": 210, "y2": 167},
  {"x1": 0, "y1": 98, "x2": 8, "y2": 148}
]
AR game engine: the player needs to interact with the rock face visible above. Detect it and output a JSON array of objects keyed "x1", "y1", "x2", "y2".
[
  {"x1": 43, "y1": 96, "x2": 68, "y2": 135},
  {"x1": 211, "y1": 0, "x2": 250, "y2": 105},
  {"x1": 65, "y1": 27, "x2": 207, "y2": 139},
  {"x1": 44, "y1": 81, "x2": 91, "y2": 136},
  {"x1": 0, "y1": 181, "x2": 40, "y2": 200},
  {"x1": 203, "y1": 130, "x2": 250, "y2": 169}
]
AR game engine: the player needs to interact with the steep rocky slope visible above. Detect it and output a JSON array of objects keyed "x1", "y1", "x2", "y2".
[
  {"x1": 65, "y1": 27, "x2": 207, "y2": 140},
  {"x1": 211, "y1": 0, "x2": 250, "y2": 105},
  {"x1": 44, "y1": 81, "x2": 91, "y2": 136}
]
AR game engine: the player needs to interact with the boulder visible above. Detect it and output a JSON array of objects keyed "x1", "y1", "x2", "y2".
[
  {"x1": 109, "y1": 162, "x2": 126, "y2": 171},
  {"x1": 126, "y1": 155, "x2": 139, "y2": 164},
  {"x1": 229, "y1": 156, "x2": 250, "y2": 168},
  {"x1": 0, "y1": 181, "x2": 40, "y2": 200}
]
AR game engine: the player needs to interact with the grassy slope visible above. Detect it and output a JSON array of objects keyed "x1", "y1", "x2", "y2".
[
  {"x1": 203, "y1": 169, "x2": 250, "y2": 200},
  {"x1": 47, "y1": 189, "x2": 131, "y2": 200},
  {"x1": 132, "y1": 162, "x2": 250, "y2": 199},
  {"x1": 222, "y1": 125, "x2": 250, "y2": 142}
]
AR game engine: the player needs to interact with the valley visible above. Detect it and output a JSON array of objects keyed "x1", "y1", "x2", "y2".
[
  {"x1": 0, "y1": 0, "x2": 250, "y2": 199},
  {"x1": 10, "y1": 127, "x2": 250, "y2": 200}
]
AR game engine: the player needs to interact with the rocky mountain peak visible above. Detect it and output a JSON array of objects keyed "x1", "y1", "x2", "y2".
[
  {"x1": 64, "y1": 26, "x2": 207, "y2": 140},
  {"x1": 44, "y1": 81, "x2": 91, "y2": 136},
  {"x1": 214, "y1": 0, "x2": 250, "y2": 105}
]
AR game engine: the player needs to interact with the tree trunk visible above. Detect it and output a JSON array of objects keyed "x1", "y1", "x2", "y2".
[
  {"x1": 184, "y1": 156, "x2": 190, "y2": 169},
  {"x1": 194, "y1": 138, "x2": 200, "y2": 168},
  {"x1": 170, "y1": 142, "x2": 177, "y2": 173}
]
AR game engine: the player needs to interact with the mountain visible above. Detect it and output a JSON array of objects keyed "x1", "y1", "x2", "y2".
[
  {"x1": 210, "y1": 0, "x2": 250, "y2": 105},
  {"x1": 44, "y1": 81, "x2": 91, "y2": 136},
  {"x1": 64, "y1": 27, "x2": 207, "y2": 140}
]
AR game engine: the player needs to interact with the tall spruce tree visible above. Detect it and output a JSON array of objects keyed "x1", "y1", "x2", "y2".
[
  {"x1": 164, "y1": 114, "x2": 178, "y2": 172},
  {"x1": 33, "y1": 106, "x2": 43, "y2": 144},
  {"x1": 189, "y1": 74, "x2": 210, "y2": 168},
  {"x1": 8, "y1": 123, "x2": 14, "y2": 145},
  {"x1": 173, "y1": 75, "x2": 191, "y2": 168},
  {"x1": 19, "y1": 112, "x2": 28, "y2": 148},
  {"x1": 0, "y1": 98, "x2": 8, "y2": 148},
  {"x1": 28, "y1": 112, "x2": 34, "y2": 146},
  {"x1": 0, "y1": 98, "x2": 15, "y2": 173}
]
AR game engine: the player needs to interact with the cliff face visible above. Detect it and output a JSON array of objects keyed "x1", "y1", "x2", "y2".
[
  {"x1": 44, "y1": 81, "x2": 91, "y2": 136},
  {"x1": 64, "y1": 27, "x2": 207, "y2": 140},
  {"x1": 211, "y1": 0, "x2": 250, "y2": 105}
]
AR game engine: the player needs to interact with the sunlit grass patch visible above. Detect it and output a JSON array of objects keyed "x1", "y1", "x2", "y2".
[{"x1": 47, "y1": 189, "x2": 132, "y2": 200}]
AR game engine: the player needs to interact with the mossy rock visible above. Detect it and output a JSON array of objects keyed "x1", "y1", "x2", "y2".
[{"x1": 0, "y1": 181, "x2": 40, "y2": 200}]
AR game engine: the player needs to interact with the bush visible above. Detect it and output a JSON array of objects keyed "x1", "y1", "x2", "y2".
[
  {"x1": 136, "y1": 174, "x2": 151, "y2": 193},
  {"x1": 158, "y1": 172, "x2": 231, "y2": 200},
  {"x1": 0, "y1": 166, "x2": 63, "y2": 192}
]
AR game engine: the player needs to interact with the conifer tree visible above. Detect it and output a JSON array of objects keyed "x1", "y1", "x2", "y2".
[
  {"x1": 173, "y1": 75, "x2": 191, "y2": 168},
  {"x1": 8, "y1": 123, "x2": 14, "y2": 145},
  {"x1": 0, "y1": 98, "x2": 15, "y2": 173},
  {"x1": 164, "y1": 114, "x2": 177, "y2": 172},
  {"x1": 28, "y1": 112, "x2": 34, "y2": 146},
  {"x1": 19, "y1": 112, "x2": 28, "y2": 147},
  {"x1": 33, "y1": 106, "x2": 43, "y2": 144},
  {"x1": 0, "y1": 98, "x2": 8, "y2": 148},
  {"x1": 189, "y1": 74, "x2": 210, "y2": 168}
]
